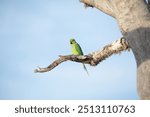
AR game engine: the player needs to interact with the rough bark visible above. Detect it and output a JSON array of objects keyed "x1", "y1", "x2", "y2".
[
  {"x1": 80, "y1": 0, "x2": 115, "y2": 18},
  {"x1": 80, "y1": 0, "x2": 150, "y2": 99}
]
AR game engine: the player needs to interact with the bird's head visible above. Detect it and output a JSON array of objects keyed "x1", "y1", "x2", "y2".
[{"x1": 70, "y1": 38, "x2": 76, "y2": 44}]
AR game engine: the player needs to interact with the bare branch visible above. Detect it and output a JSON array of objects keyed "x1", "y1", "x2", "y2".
[
  {"x1": 34, "y1": 37, "x2": 130, "y2": 73},
  {"x1": 80, "y1": 0, "x2": 115, "y2": 18}
]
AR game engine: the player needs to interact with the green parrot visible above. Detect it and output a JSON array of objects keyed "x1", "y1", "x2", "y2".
[{"x1": 70, "y1": 38, "x2": 89, "y2": 75}]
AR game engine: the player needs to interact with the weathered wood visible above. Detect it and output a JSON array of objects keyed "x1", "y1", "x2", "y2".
[{"x1": 34, "y1": 38, "x2": 129, "y2": 73}]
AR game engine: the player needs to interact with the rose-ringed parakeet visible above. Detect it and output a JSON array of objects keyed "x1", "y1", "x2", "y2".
[{"x1": 70, "y1": 38, "x2": 89, "y2": 75}]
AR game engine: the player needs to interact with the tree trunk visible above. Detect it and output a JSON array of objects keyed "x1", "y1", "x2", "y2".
[
  {"x1": 80, "y1": 0, "x2": 150, "y2": 99},
  {"x1": 111, "y1": 0, "x2": 150, "y2": 99}
]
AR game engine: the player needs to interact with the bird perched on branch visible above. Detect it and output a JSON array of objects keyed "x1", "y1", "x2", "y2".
[{"x1": 70, "y1": 38, "x2": 89, "y2": 75}]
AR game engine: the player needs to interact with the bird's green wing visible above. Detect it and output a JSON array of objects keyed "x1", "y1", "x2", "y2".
[{"x1": 74, "y1": 43, "x2": 84, "y2": 55}]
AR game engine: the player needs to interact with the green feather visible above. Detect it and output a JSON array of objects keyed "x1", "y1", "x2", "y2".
[{"x1": 70, "y1": 38, "x2": 89, "y2": 75}]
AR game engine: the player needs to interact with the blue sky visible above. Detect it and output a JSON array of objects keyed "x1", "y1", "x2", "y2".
[{"x1": 0, "y1": 0, "x2": 139, "y2": 99}]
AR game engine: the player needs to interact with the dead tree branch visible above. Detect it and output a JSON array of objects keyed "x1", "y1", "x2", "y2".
[
  {"x1": 34, "y1": 37, "x2": 130, "y2": 73},
  {"x1": 80, "y1": 0, "x2": 115, "y2": 18}
]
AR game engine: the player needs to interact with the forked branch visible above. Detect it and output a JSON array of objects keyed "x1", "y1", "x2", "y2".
[{"x1": 34, "y1": 37, "x2": 130, "y2": 73}]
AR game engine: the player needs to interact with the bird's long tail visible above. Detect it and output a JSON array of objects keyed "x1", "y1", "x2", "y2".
[{"x1": 82, "y1": 64, "x2": 89, "y2": 76}]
